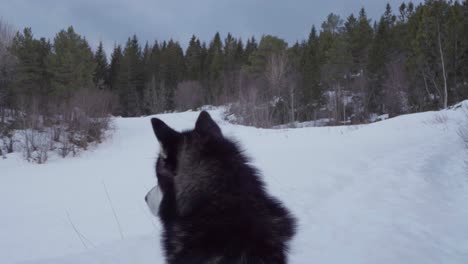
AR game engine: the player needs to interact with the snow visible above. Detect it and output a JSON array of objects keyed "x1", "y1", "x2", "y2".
[{"x1": 2, "y1": 104, "x2": 468, "y2": 264}]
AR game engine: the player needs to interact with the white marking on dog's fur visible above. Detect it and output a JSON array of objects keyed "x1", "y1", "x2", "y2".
[
  {"x1": 158, "y1": 141, "x2": 168, "y2": 159},
  {"x1": 146, "y1": 185, "x2": 162, "y2": 217}
]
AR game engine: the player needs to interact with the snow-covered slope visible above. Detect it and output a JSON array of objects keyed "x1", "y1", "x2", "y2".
[{"x1": 1, "y1": 104, "x2": 468, "y2": 264}]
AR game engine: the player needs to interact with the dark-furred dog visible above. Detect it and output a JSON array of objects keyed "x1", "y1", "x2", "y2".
[{"x1": 145, "y1": 111, "x2": 296, "y2": 264}]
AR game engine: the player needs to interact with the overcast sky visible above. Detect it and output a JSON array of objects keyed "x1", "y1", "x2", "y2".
[{"x1": 1, "y1": 0, "x2": 423, "y2": 54}]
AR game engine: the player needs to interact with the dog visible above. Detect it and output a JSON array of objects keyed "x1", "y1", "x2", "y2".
[{"x1": 145, "y1": 111, "x2": 296, "y2": 264}]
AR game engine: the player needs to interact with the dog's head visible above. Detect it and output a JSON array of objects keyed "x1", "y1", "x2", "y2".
[{"x1": 145, "y1": 111, "x2": 225, "y2": 216}]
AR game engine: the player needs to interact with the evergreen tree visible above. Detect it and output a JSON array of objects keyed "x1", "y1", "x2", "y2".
[
  {"x1": 247, "y1": 35, "x2": 287, "y2": 76},
  {"x1": 109, "y1": 44, "x2": 122, "y2": 91},
  {"x1": 235, "y1": 38, "x2": 245, "y2": 66},
  {"x1": 367, "y1": 10, "x2": 395, "y2": 113},
  {"x1": 142, "y1": 41, "x2": 162, "y2": 114},
  {"x1": 354, "y1": 8, "x2": 373, "y2": 70},
  {"x1": 48, "y1": 26, "x2": 95, "y2": 98},
  {"x1": 222, "y1": 33, "x2": 244, "y2": 98},
  {"x1": 205, "y1": 32, "x2": 224, "y2": 103},
  {"x1": 223, "y1": 33, "x2": 240, "y2": 71},
  {"x1": 384, "y1": 3, "x2": 397, "y2": 26},
  {"x1": 10, "y1": 28, "x2": 51, "y2": 100},
  {"x1": 300, "y1": 26, "x2": 322, "y2": 119},
  {"x1": 93, "y1": 41, "x2": 108, "y2": 89},
  {"x1": 160, "y1": 40, "x2": 185, "y2": 110},
  {"x1": 243, "y1": 36, "x2": 258, "y2": 65},
  {"x1": 185, "y1": 35, "x2": 203, "y2": 80},
  {"x1": 199, "y1": 42, "x2": 209, "y2": 102},
  {"x1": 117, "y1": 35, "x2": 144, "y2": 116}
]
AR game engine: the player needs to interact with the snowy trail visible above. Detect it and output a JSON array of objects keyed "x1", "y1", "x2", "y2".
[{"x1": 1, "y1": 106, "x2": 468, "y2": 264}]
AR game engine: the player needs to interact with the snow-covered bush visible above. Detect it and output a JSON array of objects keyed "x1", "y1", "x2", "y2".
[
  {"x1": 2, "y1": 89, "x2": 115, "y2": 163},
  {"x1": 22, "y1": 129, "x2": 50, "y2": 164}
]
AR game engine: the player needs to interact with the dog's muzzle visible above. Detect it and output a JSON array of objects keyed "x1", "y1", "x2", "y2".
[{"x1": 145, "y1": 185, "x2": 161, "y2": 217}]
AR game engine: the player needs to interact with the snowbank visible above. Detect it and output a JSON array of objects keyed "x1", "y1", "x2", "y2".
[{"x1": 2, "y1": 105, "x2": 468, "y2": 264}]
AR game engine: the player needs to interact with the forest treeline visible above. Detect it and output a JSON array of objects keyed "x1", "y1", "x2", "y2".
[{"x1": 1, "y1": 0, "x2": 468, "y2": 130}]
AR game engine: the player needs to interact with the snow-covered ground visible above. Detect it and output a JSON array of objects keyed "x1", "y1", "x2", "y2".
[{"x1": 1, "y1": 103, "x2": 468, "y2": 264}]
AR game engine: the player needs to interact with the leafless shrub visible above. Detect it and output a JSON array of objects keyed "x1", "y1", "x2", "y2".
[
  {"x1": 229, "y1": 79, "x2": 276, "y2": 128},
  {"x1": 20, "y1": 100, "x2": 51, "y2": 163},
  {"x1": 264, "y1": 51, "x2": 290, "y2": 96},
  {"x1": 22, "y1": 129, "x2": 50, "y2": 163},
  {"x1": 13, "y1": 89, "x2": 115, "y2": 162},
  {"x1": 59, "y1": 134, "x2": 76, "y2": 158},
  {"x1": 20, "y1": 98, "x2": 41, "y2": 161},
  {"x1": 424, "y1": 112, "x2": 449, "y2": 127},
  {"x1": 432, "y1": 113, "x2": 449, "y2": 124},
  {"x1": 64, "y1": 89, "x2": 115, "y2": 149},
  {"x1": 227, "y1": 51, "x2": 298, "y2": 128},
  {"x1": 34, "y1": 132, "x2": 50, "y2": 164},
  {"x1": 174, "y1": 80, "x2": 203, "y2": 111},
  {"x1": 52, "y1": 125, "x2": 62, "y2": 142},
  {"x1": 2, "y1": 132, "x2": 14, "y2": 153}
]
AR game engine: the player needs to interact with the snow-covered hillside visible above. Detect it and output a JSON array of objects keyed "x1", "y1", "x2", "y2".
[{"x1": 1, "y1": 104, "x2": 468, "y2": 264}]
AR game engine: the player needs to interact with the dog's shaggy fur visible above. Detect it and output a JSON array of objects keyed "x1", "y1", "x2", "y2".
[{"x1": 146, "y1": 111, "x2": 296, "y2": 264}]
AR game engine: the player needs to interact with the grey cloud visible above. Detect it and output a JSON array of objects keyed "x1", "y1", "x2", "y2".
[{"x1": 0, "y1": 0, "x2": 423, "y2": 54}]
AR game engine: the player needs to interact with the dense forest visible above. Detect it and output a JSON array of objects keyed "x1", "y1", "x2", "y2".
[{"x1": 0, "y1": 1, "x2": 468, "y2": 159}]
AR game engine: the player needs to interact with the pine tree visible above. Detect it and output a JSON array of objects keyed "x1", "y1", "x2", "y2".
[
  {"x1": 142, "y1": 41, "x2": 162, "y2": 114},
  {"x1": 300, "y1": 26, "x2": 322, "y2": 119},
  {"x1": 93, "y1": 41, "x2": 108, "y2": 89},
  {"x1": 48, "y1": 26, "x2": 95, "y2": 98},
  {"x1": 10, "y1": 28, "x2": 52, "y2": 100},
  {"x1": 353, "y1": 8, "x2": 373, "y2": 70},
  {"x1": 199, "y1": 42, "x2": 209, "y2": 102},
  {"x1": 223, "y1": 33, "x2": 239, "y2": 71},
  {"x1": 248, "y1": 35, "x2": 287, "y2": 76},
  {"x1": 367, "y1": 6, "x2": 396, "y2": 113},
  {"x1": 117, "y1": 35, "x2": 144, "y2": 116},
  {"x1": 185, "y1": 35, "x2": 203, "y2": 80},
  {"x1": 384, "y1": 3, "x2": 397, "y2": 26},
  {"x1": 109, "y1": 44, "x2": 122, "y2": 91},
  {"x1": 222, "y1": 33, "x2": 244, "y2": 98},
  {"x1": 236, "y1": 37, "x2": 245, "y2": 66},
  {"x1": 243, "y1": 36, "x2": 258, "y2": 65},
  {"x1": 160, "y1": 40, "x2": 185, "y2": 110},
  {"x1": 205, "y1": 32, "x2": 224, "y2": 103}
]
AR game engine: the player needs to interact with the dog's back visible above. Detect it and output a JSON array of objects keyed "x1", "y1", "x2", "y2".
[{"x1": 146, "y1": 111, "x2": 296, "y2": 264}]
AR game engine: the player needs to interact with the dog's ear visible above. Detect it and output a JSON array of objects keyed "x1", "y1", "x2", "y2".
[
  {"x1": 151, "y1": 118, "x2": 180, "y2": 146},
  {"x1": 195, "y1": 111, "x2": 222, "y2": 137}
]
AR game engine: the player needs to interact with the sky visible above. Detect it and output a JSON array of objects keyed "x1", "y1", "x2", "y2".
[{"x1": 0, "y1": 0, "x2": 424, "y2": 54}]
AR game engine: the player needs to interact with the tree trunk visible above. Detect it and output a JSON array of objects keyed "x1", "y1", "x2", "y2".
[
  {"x1": 290, "y1": 88, "x2": 295, "y2": 123},
  {"x1": 437, "y1": 21, "x2": 448, "y2": 108}
]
